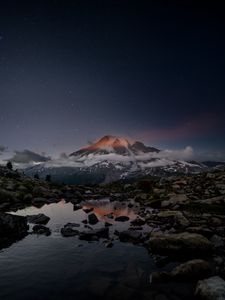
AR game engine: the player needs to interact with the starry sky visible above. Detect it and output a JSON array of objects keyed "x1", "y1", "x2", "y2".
[{"x1": 0, "y1": 1, "x2": 225, "y2": 159}]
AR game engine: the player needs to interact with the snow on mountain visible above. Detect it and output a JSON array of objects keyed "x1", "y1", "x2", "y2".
[{"x1": 23, "y1": 135, "x2": 205, "y2": 184}]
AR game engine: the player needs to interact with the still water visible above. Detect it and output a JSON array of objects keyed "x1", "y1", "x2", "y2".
[{"x1": 0, "y1": 200, "x2": 157, "y2": 300}]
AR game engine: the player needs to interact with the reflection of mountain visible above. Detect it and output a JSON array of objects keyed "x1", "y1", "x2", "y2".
[
  {"x1": 24, "y1": 135, "x2": 207, "y2": 184},
  {"x1": 82, "y1": 200, "x2": 137, "y2": 222}
]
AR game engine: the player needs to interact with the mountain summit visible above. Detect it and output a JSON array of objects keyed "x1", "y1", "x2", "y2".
[{"x1": 70, "y1": 135, "x2": 159, "y2": 157}]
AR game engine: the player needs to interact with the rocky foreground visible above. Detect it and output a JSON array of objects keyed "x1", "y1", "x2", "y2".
[{"x1": 1, "y1": 165, "x2": 225, "y2": 299}]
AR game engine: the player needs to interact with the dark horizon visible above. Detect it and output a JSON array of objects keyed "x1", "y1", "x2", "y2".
[{"x1": 0, "y1": 1, "x2": 225, "y2": 159}]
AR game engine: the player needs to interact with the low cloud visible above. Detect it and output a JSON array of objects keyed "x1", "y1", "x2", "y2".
[
  {"x1": 10, "y1": 150, "x2": 51, "y2": 163},
  {"x1": 0, "y1": 145, "x2": 7, "y2": 154}
]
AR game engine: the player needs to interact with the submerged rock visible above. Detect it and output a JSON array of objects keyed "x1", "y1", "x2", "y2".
[
  {"x1": 32, "y1": 224, "x2": 51, "y2": 236},
  {"x1": 79, "y1": 227, "x2": 109, "y2": 241},
  {"x1": 119, "y1": 230, "x2": 142, "y2": 242},
  {"x1": 195, "y1": 276, "x2": 225, "y2": 299},
  {"x1": 149, "y1": 232, "x2": 212, "y2": 256},
  {"x1": 27, "y1": 213, "x2": 50, "y2": 225}
]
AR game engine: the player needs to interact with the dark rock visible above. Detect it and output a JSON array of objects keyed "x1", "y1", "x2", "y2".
[
  {"x1": 0, "y1": 213, "x2": 28, "y2": 249},
  {"x1": 149, "y1": 232, "x2": 213, "y2": 256},
  {"x1": 73, "y1": 204, "x2": 82, "y2": 211},
  {"x1": 130, "y1": 217, "x2": 145, "y2": 226},
  {"x1": 79, "y1": 227, "x2": 109, "y2": 241},
  {"x1": 88, "y1": 213, "x2": 99, "y2": 225},
  {"x1": 171, "y1": 259, "x2": 211, "y2": 281},
  {"x1": 27, "y1": 213, "x2": 50, "y2": 225},
  {"x1": 119, "y1": 230, "x2": 142, "y2": 242},
  {"x1": 32, "y1": 224, "x2": 51, "y2": 236},
  {"x1": 83, "y1": 207, "x2": 94, "y2": 213},
  {"x1": 32, "y1": 197, "x2": 47, "y2": 206},
  {"x1": 115, "y1": 216, "x2": 129, "y2": 222},
  {"x1": 61, "y1": 223, "x2": 80, "y2": 237}
]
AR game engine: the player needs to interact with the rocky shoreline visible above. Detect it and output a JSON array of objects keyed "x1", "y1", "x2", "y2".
[{"x1": 1, "y1": 165, "x2": 225, "y2": 299}]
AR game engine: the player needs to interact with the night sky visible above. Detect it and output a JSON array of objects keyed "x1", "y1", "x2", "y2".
[{"x1": 0, "y1": 1, "x2": 225, "y2": 159}]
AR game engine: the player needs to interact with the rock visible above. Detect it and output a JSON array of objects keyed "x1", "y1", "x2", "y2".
[
  {"x1": 106, "y1": 213, "x2": 114, "y2": 219},
  {"x1": 61, "y1": 223, "x2": 80, "y2": 237},
  {"x1": 195, "y1": 276, "x2": 225, "y2": 299},
  {"x1": 0, "y1": 213, "x2": 28, "y2": 237},
  {"x1": 79, "y1": 227, "x2": 109, "y2": 241},
  {"x1": 171, "y1": 259, "x2": 211, "y2": 281},
  {"x1": 83, "y1": 207, "x2": 94, "y2": 213},
  {"x1": 149, "y1": 232, "x2": 213, "y2": 255},
  {"x1": 115, "y1": 216, "x2": 129, "y2": 222},
  {"x1": 210, "y1": 235, "x2": 225, "y2": 248},
  {"x1": 0, "y1": 213, "x2": 28, "y2": 249},
  {"x1": 27, "y1": 213, "x2": 50, "y2": 225},
  {"x1": 88, "y1": 213, "x2": 99, "y2": 225},
  {"x1": 104, "y1": 241, "x2": 114, "y2": 248},
  {"x1": 130, "y1": 217, "x2": 145, "y2": 226},
  {"x1": 32, "y1": 197, "x2": 47, "y2": 206},
  {"x1": 105, "y1": 222, "x2": 113, "y2": 227},
  {"x1": 119, "y1": 230, "x2": 142, "y2": 242},
  {"x1": 73, "y1": 204, "x2": 82, "y2": 211},
  {"x1": 32, "y1": 224, "x2": 51, "y2": 236}
]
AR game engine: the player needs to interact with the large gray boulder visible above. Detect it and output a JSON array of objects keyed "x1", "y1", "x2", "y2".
[
  {"x1": 149, "y1": 232, "x2": 212, "y2": 255},
  {"x1": 195, "y1": 276, "x2": 225, "y2": 299}
]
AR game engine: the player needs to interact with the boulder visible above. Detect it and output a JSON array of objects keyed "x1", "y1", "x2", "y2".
[
  {"x1": 0, "y1": 213, "x2": 28, "y2": 237},
  {"x1": 119, "y1": 230, "x2": 142, "y2": 242},
  {"x1": 115, "y1": 216, "x2": 129, "y2": 222},
  {"x1": 32, "y1": 224, "x2": 51, "y2": 236},
  {"x1": 61, "y1": 223, "x2": 80, "y2": 237},
  {"x1": 171, "y1": 259, "x2": 211, "y2": 281},
  {"x1": 88, "y1": 213, "x2": 99, "y2": 225},
  {"x1": 79, "y1": 227, "x2": 109, "y2": 241},
  {"x1": 27, "y1": 213, "x2": 50, "y2": 225},
  {"x1": 195, "y1": 276, "x2": 225, "y2": 299},
  {"x1": 149, "y1": 232, "x2": 212, "y2": 255}
]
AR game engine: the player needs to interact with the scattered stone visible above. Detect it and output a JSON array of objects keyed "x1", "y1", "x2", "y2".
[
  {"x1": 83, "y1": 207, "x2": 94, "y2": 213},
  {"x1": 115, "y1": 216, "x2": 129, "y2": 222},
  {"x1": 61, "y1": 223, "x2": 80, "y2": 237},
  {"x1": 27, "y1": 213, "x2": 50, "y2": 225},
  {"x1": 32, "y1": 224, "x2": 51, "y2": 236},
  {"x1": 79, "y1": 227, "x2": 109, "y2": 241},
  {"x1": 88, "y1": 213, "x2": 99, "y2": 225},
  {"x1": 195, "y1": 276, "x2": 225, "y2": 299},
  {"x1": 119, "y1": 230, "x2": 142, "y2": 242}
]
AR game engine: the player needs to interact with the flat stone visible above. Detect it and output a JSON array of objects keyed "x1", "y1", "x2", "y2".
[{"x1": 27, "y1": 213, "x2": 50, "y2": 225}]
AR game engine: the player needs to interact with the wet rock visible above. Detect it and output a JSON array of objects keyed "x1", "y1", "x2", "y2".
[
  {"x1": 105, "y1": 222, "x2": 113, "y2": 227},
  {"x1": 61, "y1": 223, "x2": 80, "y2": 237},
  {"x1": 32, "y1": 224, "x2": 51, "y2": 236},
  {"x1": 195, "y1": 276, "x2": 225, "y2": 299},
  {"x1": 79, "y1": 227, "x2": 109, "y2": 241},
  {"x1": 88, "y1": 213, "x2": 99, "y2": 225},
  {"x1": 106, "y1": 213, "x2": 114, "y2": 219},
  {"x1": 27, "y1": 213, "x2": 50, "y2": 225},
  {"x1": 115, "y1": 216, "x2": 129, "y2": 222},
  {"x1": 73, "y1": 204, "x2": 82, "y2": 211},
  {"x1": 119, "y1": 230, "x2": 142, "y2": 242},
  {"x1": 104, "y1": 241, "x2": 114, "y2": 248},
  {"x1": 149, "y1": 232, "x2": 213, "y2": 256},
  {"x1": 83, "y1": 207, "x2": 94, "y2": 213}
]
